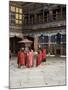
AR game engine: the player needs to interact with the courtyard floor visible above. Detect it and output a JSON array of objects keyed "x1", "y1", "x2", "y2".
[{"x1": 9, "y1": 56, "x2": 66, "y2": 89}]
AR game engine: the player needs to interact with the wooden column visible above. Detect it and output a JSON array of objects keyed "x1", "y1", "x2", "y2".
[
  {"x1": 60, "y1": 43, "x2": 63, "y2": 56},
  {"x1": 60, "y1": 35, "x2": 63, "y2": 55},
  {"x1": 55, "y1": 35, "x2": 57, "y2": 55},
  {"x1": 49, "y1": 10, "x2": 53, "y2": 21},
  {"x1": 32, "y1": 16, "x2": 34, "y2": 24},
  {"x1": 34, "y1": 35, "x2": 39, "y2": 51},
  {"x1": 43, "y1": 9, "x2": 44, "y2": 23},
  {"x1": 28, "y1": 14, "x2": 30, "y2": 24},
  {"x1": 48, "y1": 35, "x2": 51, "y2": 55},
  {"x1": 34, "y1": 14, "x2": 37, "y2": 24},
  {"x1": 60, "y1": 7, "x2": 63, "y2": 19},
  {"x1": 56, "y1": 11, "x2": 58, "y2": 20},
  {"x1": 38, "y1": 15, "x2": 40, "y2": 23}
]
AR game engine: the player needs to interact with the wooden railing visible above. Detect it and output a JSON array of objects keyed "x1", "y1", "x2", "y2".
[{"x1": 22, "y1": 20, "x2": 66, "y2": 30}]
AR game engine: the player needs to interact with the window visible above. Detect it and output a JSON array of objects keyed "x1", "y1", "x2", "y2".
[
  {"x1": 19, "y1": 8, "x2": 22, "y2": 13},
  {"x1": 61, "y1": 34, "x2": 66, "y2": 42},
  {"x1": 44, "y1": 11, "x2": 49, "y2": 22},
  {"x1": 16, "y1": 20, "x2": 18, "y2": 24},
  {"x1": 24, "y1": 14, "x2": 28, "y2": 24},
  {"x1": 53, "y1": 8, "x2": 61, "y2": 21},
  {"x1": 10, "y1": 5, "x2": 23, "y2": 25},
  {"x1": 15, "y1": 14, "x2": 22, "y2": 24},
  {"x1": 51, "y1": 35, "x2": 56, "y2": 42},
  {"x1": 56, "y1": 33, "x2": 61, "y2": 44},
  {"x1": 19, "y1": 21, "x2": 22, "y2": 24},
  {"x1": 19, "y1": 15, "x2": 22, "y2": 19},
  {"x1": 16, "y1": 7, "x2": 19, "y2": 13},
  {"x1": 11, "y1": 14, "x2": 15, "y2": 19},
  {"x1": 30, "y1": 14, "x2": 34, "y2": 24},
  {"x1": 11, "y1": 20, "x2": 15, "y2": 25},
  {"x1": 62, "y1": 7, "x2": 66, "y2": 19},
  {"x1": 15, "y1": 8, "x2": 22, "y2": 25},
  {"x1": 11, "y1": 6, "x2": 15, "y2": 12},
  {"x1": 53, "y1": 10, "x2": 56, "y2": 20},
  {"x1": 16, "y1": 14, "x2": 19, "y2": 19},
  {"x1": 39, "y1": 35, "x2": 48, "y2": 43},
  {"x1": 16, "y1": 8, "x2": 22, "y2": 13}
]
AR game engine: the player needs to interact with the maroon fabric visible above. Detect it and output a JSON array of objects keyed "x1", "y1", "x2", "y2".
[
  {"x1": 24, "y1": 52, "x2": 28, "y2": 66},
  {"x1": 42, "y1": 48, "x2": 46, "y2": 60},
  {"x1": 27, "y1": 51, "x2": 34, "y2": 67},
  {"x1": 18, "y1": 51, "x2": 25, "y2": 65},
  {"x1": 25, "y1": 52, "x2": 29, "y2": 67},
  {"x1": 36, "y1": 52, "x2": 42, "y2": 66}
]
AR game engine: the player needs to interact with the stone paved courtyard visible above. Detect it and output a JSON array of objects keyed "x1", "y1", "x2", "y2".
[{"x1": 9, "y1": 56, "x2": 66, "y2": 89}]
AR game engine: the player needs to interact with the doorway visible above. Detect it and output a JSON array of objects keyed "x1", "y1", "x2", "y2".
[
  {"x1": 56, "y1": 49, "x2": 61, "y2": 55},
  {"x1": 10, "y1": 36, "x2": 22, "y2": 54}
]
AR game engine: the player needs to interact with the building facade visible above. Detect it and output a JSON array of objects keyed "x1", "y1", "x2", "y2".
[
  {"x1": 9, "y1": 1, "x2": 66, "y2": 56},
  {"x1": 22, "y1": 2, "x2": 66, "y2": 56},
  {"x1": 9, "y1": 1, "x2": 23, "y2": 54}
]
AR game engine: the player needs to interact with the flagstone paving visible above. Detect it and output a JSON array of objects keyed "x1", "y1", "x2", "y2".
[{"x1": 9, "y1": 56, "x2": 66, "y2": 89}]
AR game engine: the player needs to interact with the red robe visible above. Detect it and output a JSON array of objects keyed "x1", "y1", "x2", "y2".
[
  {"x1": 36, "y1": 52, "x2": 42, "y2": 66},
  {"x1": 42, "y1": 48, "x2": 46, "y2": 61},
  {"x1": 18, "y1": 51, "x2": 25, "y2": 65},
  {"x1": 27, "y1": 51, "x2": 34, "y2": 67},
  {"x1": 24, "y1": 52, "x2": 28, "y2": 66}
]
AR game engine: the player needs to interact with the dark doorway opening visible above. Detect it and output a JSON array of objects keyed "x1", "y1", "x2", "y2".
[
  {"x1": 10, "y1": 36, "x2": 22, "y2": 54},
  {"x1": 56, "y1": 49, "x2": 60, "y2": 55}
]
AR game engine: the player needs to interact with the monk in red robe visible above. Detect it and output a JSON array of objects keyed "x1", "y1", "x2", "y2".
[
  {"x1": 36, "y1": 50, "x2": 42, "y2": 66},
  {"x1": 17, "y1": 48, "x2": 25, "y2": 68},
  {"x1": 42, "y1": 48, "x2": 46, "y2": 62},
  {"x1": 27, "y1": 49, "x2": 34, "y2": 68},
  {"x1": 24, "y1": 51, "x2": 27, "y2": 66}
]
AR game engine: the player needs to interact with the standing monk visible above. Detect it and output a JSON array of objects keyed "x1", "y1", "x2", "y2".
[
  {"x1": 42, "y1": 48, "x2": 46, "y2": 62},
  {"x1": 36, "y1": 49, "x2": 42, "y2": 66},
  {"x1": 17, "y1": 48, "x2": 25, "y2": 68},
  {"x1": 24, "y1": 51, "x2": 27, "y2": 66},
  {"x1": 27, "y1": 49, "x2": 34, "y2": 68}
]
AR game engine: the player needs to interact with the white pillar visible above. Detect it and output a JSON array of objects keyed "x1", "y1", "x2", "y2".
[{"x1": 48, "y1": 34, "x2": 51, "y2": 56}]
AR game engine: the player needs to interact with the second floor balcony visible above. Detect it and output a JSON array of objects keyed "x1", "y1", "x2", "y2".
[{"x1": 22, "y1": 19, "x2": 66, "y2": 30}]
